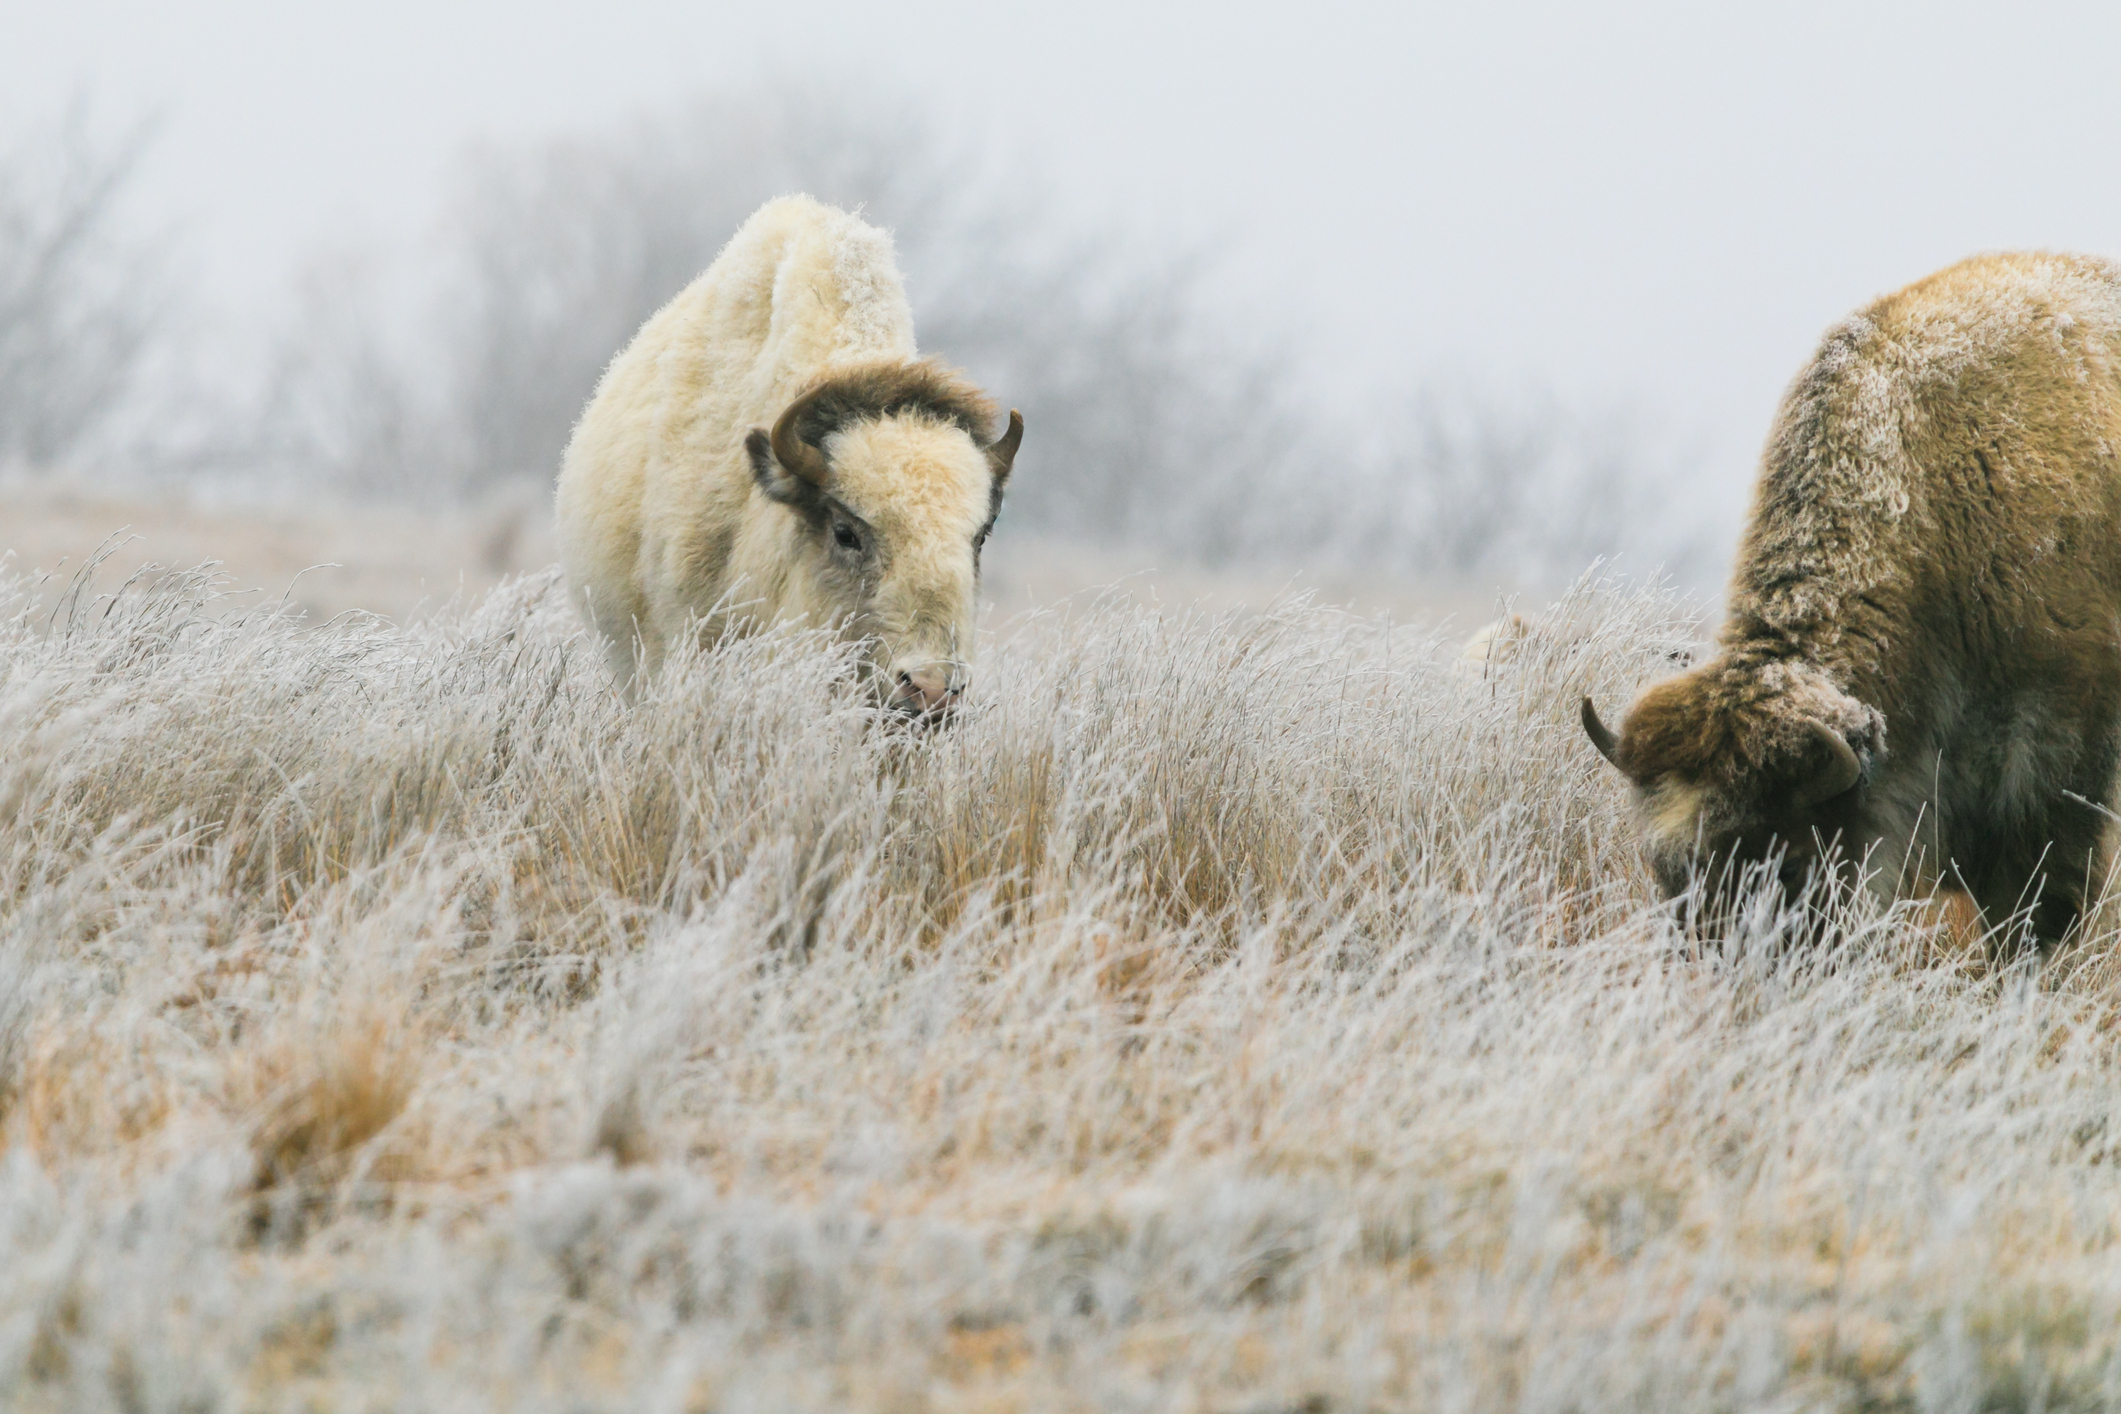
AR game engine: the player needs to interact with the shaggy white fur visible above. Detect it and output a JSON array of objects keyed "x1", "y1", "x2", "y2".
[{"x1": 555, "y1": 196, "x2": 1004, "y2": 701}]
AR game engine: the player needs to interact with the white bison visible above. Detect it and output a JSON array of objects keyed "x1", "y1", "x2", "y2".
[{"x1": 555, "y1": 195, "x2": 1023, "y2": 717}]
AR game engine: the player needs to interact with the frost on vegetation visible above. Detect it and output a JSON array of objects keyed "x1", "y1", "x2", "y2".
[{"x1": 6, "y1": 561, "x2": 2121, "y2": 1410}]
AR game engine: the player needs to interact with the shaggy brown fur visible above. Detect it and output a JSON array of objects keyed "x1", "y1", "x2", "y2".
[
  {"x1": 781, "y1": 357, "x2": 1003, "y2": 451},
  {"x1": 1588, "y1": 252, "x2": 2121, "y2": 948}
]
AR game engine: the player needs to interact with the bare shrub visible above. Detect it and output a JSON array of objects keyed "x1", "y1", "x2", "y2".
[
  {"x1": 1367, "y1": 384, "x2": 1710, "y2": 583},
  {"x1": 0, "y1": 104, "x2": 165, "y2": 473}
]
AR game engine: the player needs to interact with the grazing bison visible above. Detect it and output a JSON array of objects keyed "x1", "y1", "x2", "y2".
[
  {"x1": 1583, "y1": 252, "x2": 2121, "y2": 949},
  {"x1": 555, "y1": 195, "x2": 1023, "y2": 718}
]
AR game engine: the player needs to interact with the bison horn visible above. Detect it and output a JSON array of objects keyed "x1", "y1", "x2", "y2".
[
  {"x1": 987, "y1": 409, "x2": 1024, "y2": 480},
  {"x1": 1581, "y1": 697, "x2": 1621, "y2": 768},
  {"x1": 1794, "y1": 721, "x2": 1863, "y2": 809},
  {"x1": 768, "y1": 395, "x2": 833, "y2": 488}
]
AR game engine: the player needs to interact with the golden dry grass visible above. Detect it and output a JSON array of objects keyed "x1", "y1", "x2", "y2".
[{"x1": 2, "y1": 527, "x2": 2120, "y2": 1411}]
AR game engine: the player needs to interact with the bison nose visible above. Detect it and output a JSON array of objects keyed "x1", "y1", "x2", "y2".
[{"x1": 892, "y1": 666, "x2": 960, "y2": 719}]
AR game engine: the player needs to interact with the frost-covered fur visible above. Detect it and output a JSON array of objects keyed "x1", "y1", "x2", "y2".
[
  {"x1": 1597, "y1": 252, "x2": 2121, "y2": 946},
  {"x1": 555, "y1": 196, "x2": 1016, "y2": 704}
]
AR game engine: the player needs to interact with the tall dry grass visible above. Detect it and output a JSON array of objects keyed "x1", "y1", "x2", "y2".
[{"x1": 3, "y1": 556, "x2": 2120, "y2": 1412}]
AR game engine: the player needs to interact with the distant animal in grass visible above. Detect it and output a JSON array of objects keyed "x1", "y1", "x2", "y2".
[
  {"x1": 555, "y1": 195, "x2": 1023, "y2": 719},
  {"x1": 1454, "y1": 614, "x2": 1532, "y2": 676},
  {"x1": 1455, "y1": 612, "x2": 1694, "y2": 678},
  {"x1": 1582, "y1": 252, "x2": 2121, "y2": 950}
]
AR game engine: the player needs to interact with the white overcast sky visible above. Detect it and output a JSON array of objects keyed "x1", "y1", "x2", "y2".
[{"x1": 8, "y1": 0, "x2": 2121, "y2": 494}]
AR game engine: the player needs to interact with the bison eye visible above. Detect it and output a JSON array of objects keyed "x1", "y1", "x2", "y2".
[{"x1": 833, "y1": 522, "x2": 862, "y2": 552}]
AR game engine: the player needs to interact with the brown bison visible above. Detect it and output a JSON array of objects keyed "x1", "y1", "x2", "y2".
[{"x1": 1583, "y1": 252, "x2": 2121, "y2": 949}]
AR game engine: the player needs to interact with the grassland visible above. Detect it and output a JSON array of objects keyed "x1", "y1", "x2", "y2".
[{"x1": 4, "y1": 507, "x2": 2121, "y2": 1412}]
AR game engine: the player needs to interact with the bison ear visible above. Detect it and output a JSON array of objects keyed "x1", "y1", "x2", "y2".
[
  {"x1": 986, "y1": 409, "x2": 1023, "y2": 485},
  {"x1": 747, "y1": 427, "x2": 825, "y2": 511}
]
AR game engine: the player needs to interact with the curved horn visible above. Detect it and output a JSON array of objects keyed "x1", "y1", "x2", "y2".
[
  {"x1": 768, "y1": 394, "x2": 832, "y2": 488},
  {"x1": 1581, "y1": 697, "x2": 1621, "y2": 768},
  {"x1": 1794, "y1": 721, "x2": 1863, "y2": 809},
  {"x1": 986, "y1": 409, "x2": 1024, "y2": 479}
]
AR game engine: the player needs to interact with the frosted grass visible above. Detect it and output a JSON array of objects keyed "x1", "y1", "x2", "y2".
[{"x1": 2, "y1": 561, "x2": 2119, "y2": 1411}]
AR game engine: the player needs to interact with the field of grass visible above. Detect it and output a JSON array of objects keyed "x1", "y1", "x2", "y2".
[
  {"x1": 0, "y1": 480, "x2": 1491, "y2": 630},
  {"x1": 6, "y1": 526, "x2": 2121, "y2": 1412},
  {"x1": 0, "y1": 480, "x2": 560, "y2": 625}
]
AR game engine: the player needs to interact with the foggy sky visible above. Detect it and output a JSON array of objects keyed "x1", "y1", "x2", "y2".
[{"x1": 9, "y1": 0, "x2": 2121, "y2": 502}]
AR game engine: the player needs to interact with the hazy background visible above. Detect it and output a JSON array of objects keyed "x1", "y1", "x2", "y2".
[{"x1": 7, "y1": 0, "x2": 2121, "y2": 599}]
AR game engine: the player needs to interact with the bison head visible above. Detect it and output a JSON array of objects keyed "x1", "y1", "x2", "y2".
[
  {"x1": 746, "y1": 367, "x2": 1022, "y2": 722},
  {"x1": 1582, "y1": 659, "x2": 1881, "y2": 921}
]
